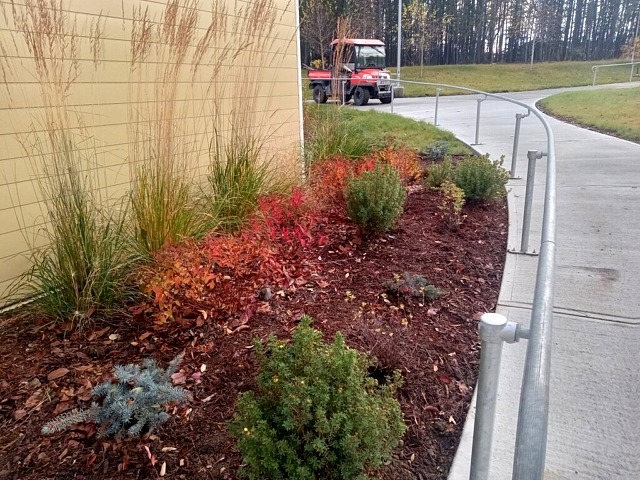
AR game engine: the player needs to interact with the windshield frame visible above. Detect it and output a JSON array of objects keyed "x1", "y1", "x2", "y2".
[{"x1": 355, "y1": 45, "x2": 386, "y2": 69}]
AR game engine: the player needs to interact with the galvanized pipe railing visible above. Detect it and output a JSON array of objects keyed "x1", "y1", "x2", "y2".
[
  {"x1": 394, "y1": 79, "x2": 557, "y2": 480},
  {"x1": 307, "y1": 76, "x2": 557, "y2": 477},
  {"x1": 591, "y1": 62, "x2": 640, "y2": 86}
]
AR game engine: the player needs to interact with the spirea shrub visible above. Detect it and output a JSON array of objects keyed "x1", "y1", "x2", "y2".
[
  {"x1": 345, "y1": 163, "x2": 407, "y2": 235},
  {"x1": 454, "y1": 154, "x2": 509, "y2": 202},
  {"x1": 229, "y1": 317, "x2": 406, "y2": 480},
  {"x1": 42, "y1": 355, "x2": 189, "y2": 438}
]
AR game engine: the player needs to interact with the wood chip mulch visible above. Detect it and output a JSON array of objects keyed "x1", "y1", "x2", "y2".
[{"x1": 0, "y1": 185, "x2": 507, "y2": 480}]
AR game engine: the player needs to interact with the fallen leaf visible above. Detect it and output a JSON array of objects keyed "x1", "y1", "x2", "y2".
[
  {"x1": 12, "y1": 409, "x2": 27, "y2": 421},
  {"x1": 160, "y1": 462, "x2": 167, "y2": 476},
  {"x1": 171, "y1": 372, "x2": 187, "y2": 385},
  {"x1": 427, "y1": 308, "x2": 439, "y2": 316},
  {"x1": 88, "y1": 327, "x2": 109, "y2": 341},
  {"x1": 437, "y1": 374, "x2": 452, "y2": 385},
  {"x1": 24, "y1": 390, "x2": 44, "y2": 409},
  {"x1": 53, "y1": 401, "x2": 74, "y2": 416},
  {"x1": 139, "y1": 332, "x2": 152, "y2": 341},
  {"x1": 47, "y1": 368, "x2": 70, "y2": 381},
  {"x1": 200, "y1": 364, "x2": 207, "y2": 373}
]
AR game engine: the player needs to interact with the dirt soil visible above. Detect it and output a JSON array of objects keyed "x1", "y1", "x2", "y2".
[{"x1": 0, "y1": 185, "x2": 507, "y2": 480}]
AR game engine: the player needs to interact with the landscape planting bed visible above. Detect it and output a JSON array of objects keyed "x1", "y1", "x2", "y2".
[{"x1": 0, "y1": 164, "x2": 507, "y2": 480}]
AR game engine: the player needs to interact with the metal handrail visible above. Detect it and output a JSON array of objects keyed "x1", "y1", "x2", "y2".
[
  {"x1": 305, "y1": 77, "x2": 557, "y2": 478},
  {"x1": 398, "y1": 80, "x2": 557, "y2": 480},
  {"x1": 591, "y1": 62, "x2": 640, "y2": 86}
]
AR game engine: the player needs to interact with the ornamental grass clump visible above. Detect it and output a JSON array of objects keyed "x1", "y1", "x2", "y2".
[
  {"x1": 454, "y1": 154, "x2": 509, "y2": 202},
  {"x1": 42, "y1": 355, "x2": 189, "y2": 438},
  {"x1": 229, "y1": 317, "x2": 406, "y2": 480},
  {"x1": 345, "y1": 163, "x2": 407, "y2": 236}
]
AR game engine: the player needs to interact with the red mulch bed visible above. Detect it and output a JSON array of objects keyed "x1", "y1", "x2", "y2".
[{"x1": 0, "y1": 183, "x2": 507, "y2": 480}]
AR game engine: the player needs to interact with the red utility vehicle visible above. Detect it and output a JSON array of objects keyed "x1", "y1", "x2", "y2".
[{"x1": 308, "y1": 39, "x2": 393, "y2": 106}]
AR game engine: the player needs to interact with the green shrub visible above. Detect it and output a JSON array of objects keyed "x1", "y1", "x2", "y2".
[
  {"x1": 345, "y1": 164, "x2": 407, "y2": 235},
  {"x1": 438, "y1": 181, "x2": 466, "y2": 230},
  {"x1": 229, "y1": 317, "x2": 406, "y2": 480},
  {"x1": 426, "y1": 157, "x2": 454, "y2": 188},
  {"x1": 454, "y1": 154, "x2": 509, "y2": 202}
]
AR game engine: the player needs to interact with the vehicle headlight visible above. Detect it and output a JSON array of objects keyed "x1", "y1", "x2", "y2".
[{"x1": 363, "y1": 74, "x2": 373, "y2": 80}]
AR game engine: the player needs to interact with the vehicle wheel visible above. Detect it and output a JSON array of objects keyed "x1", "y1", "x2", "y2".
[
  {"x1": 313, "y1": 85, "x2": 327, "y2": 104},
  {"x1": 353, "y1": 87, "x2": 370, "y2": 106},
  {"x1": 380, "y1": 96, "x2": 392, "y2": 104}
]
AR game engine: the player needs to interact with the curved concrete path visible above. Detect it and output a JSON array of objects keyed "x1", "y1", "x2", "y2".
[{"x1": 368, "y1": 82, "x2": 640, "y2": 479}]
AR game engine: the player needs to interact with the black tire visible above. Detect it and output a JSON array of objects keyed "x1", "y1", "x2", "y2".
[
  {"x1": 353, "y1": 86, "x2": 370, "y2": 106},
  {"x1": 312, "y1": 84, "x2": 327, "y2": 104},
  {"x1": 380, "y1": 96, "x2": 392, "y2": 104}
]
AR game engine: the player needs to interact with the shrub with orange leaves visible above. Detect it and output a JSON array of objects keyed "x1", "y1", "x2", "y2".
[
  {"x1": 141, "y1": 189, "x2": 320, "y2": 325},
  {"x1": 373, "y1": 146, "x2": 422, "y2": 182}
]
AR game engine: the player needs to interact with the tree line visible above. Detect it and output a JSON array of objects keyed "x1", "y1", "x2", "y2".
[{"x1": 300, "y1": 0, "x2": 640, "y2": 67}]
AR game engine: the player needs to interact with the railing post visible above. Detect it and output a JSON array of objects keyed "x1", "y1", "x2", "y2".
[
  {"x1": 473, "y1": 96, "x2": 485, "y2": 145},
  {"x1": 592, "y1": 66, "x2": 597, "y2": 86},
  {"x1": 391, "y1": 82, "x2": 395, "y2": 114},
  {"x1": 470, "y1": 313, "x2": 520, "y2": 480},
  {"x1": 434, "y1": 87, "x2": 442, "y2": 125},
  {"x1": 520, "y1": 150, "x2": 543, "y2": 253},
  {"x1": 510, "y1": 111, "x2": 529, "y2": 179}
]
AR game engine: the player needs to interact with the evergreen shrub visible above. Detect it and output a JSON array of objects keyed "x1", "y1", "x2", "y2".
[
  {"x1": 42, "y1": 355, "x2": 189, "y2": 438},
  {"x1": 229, "y1": 317, "x2": 406, "y2": 480},
  {"x1": 345, "y1": 164, "x2": 406, "y2": 235}
]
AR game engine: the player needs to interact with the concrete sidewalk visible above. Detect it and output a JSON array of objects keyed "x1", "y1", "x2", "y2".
[{"x1": 369, "y1": 83, "x2": 640, "y2": 479}]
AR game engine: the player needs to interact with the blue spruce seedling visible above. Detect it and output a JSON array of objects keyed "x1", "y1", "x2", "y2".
[{"x1": 42, "y1": 355, "x2": 190, "y2": 438}]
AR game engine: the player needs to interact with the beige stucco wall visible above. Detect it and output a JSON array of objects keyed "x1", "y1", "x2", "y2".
[{"x1": 0, "y1": 0, "x2": 302, "y2": 306}]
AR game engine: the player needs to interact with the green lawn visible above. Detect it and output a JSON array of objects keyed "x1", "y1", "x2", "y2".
[
  {"x1": 339, "y1": 107, "x2": 469, "y2": 153},
  {"x1": 303, "y1": 104, "x2": 469, "y2": 166},
  {"x1": 304, "y1": 60, "x2": 636, "y2": 98},
  {"x1": 538, "y1": 87, "x2": 640, "y2": 143}
]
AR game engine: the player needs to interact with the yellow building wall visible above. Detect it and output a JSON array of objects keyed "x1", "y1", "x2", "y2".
[{"x1": 0, "y1": 0, "x2": 302, "y2": 306}]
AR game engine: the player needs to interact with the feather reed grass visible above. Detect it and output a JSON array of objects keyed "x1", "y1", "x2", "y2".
[{"x1": 3, "y1": 0, "x2": 138, "y2": 323}]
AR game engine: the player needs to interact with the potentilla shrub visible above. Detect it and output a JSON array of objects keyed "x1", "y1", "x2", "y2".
[
  {"x1": 426, "y1": 157, "x2": 454, "y2": 189},
  {"x1": 345, "y1": 163, "x2": 407, "y2": 235},
  {"x1": 438, "y1": 181, "x2": 466, "y2": 230},
  {"x1": 454, "y1": 154, "x2": 509, "y2": 202},
  {"x1": 229, "y1": 317, "x2": 406, "y2": 480}
]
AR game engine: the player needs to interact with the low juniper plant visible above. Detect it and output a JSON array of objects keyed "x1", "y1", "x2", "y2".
[
  {"x1": 42, "y1": 355, "x2": 190, "y2": 438},
  {"x1": 385, "y1": 272, "x2": 440, "y2": 301}
]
